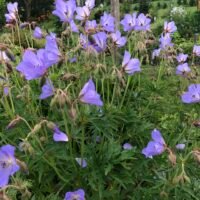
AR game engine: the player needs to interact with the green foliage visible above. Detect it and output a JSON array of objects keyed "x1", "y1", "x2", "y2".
[
  {"x1": 0, "y1": 0, "x2": 6, "y2": 26},
  {"x1": 172, "y1": 11, "x2": 200, "y2": 39},
  {"x1": 139, "y1": 0, "x2": 151, "y2": 14},
  {"x1": 189, "y1": 0, "x2": 196, "y2": 6},
  {"x1": 177, "y1": 0, "x2": 182, "y2": 5},
  {"x1": 0, "y1": 1, "x2": 200, "y2": 199}
]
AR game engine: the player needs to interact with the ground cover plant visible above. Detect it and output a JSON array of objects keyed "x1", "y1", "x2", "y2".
[{"x1": 0, "y1": 0, "x2": 200, "y2": 199}]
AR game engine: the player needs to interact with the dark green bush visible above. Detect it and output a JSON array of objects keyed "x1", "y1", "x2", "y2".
[
  {"x1": 183, "y1": 0, "x2": 188, "y2": 5},
  {"x1": 163, "y1": 3, "x2": 168, "y2": 9},
  {"x1": 157, "y1": 2, "x2": 161, "y2": 9},
  {"x1": 189, "y1": 0, "x2": 196, "y2": 6},
  {"x1": 177, "y1": 0, "x2": 182, "y2": 5}
]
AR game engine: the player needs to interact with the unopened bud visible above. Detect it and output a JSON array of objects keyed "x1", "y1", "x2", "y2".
[
  {"x1": 160, "y1": 191, "x2": 168, "y2": 198},
  {"x1": 192, "y1": 149, "x2": 200, "y2": 163},
  {"x1": 47, "y1": 122, "x2": 56, "y2": 130},
  {"x1": 168, "y1": 151, "x2": 176, "y2": 166},
  {"x1": 21, "y1": 189, "x2": 31, "y2": 199},
  {"x1": 16, "y1": 159, "x2": 29, "y2": 174},
  {"x1": 172, "y1": 174, "x2": 184, "y2": 184},
  {"x1": 19, "y1": 141, "x2": 34, "y2": 154},
  {"x1": 6, "y1": 116, "x2": 21, "y2": 129},
  {"x1": 62, "y1": 73, "x2": 78, "y2": 81},
  {"x1": 69, "y1": 106, "x2": 77, "y2": 120},
  {"x1": 32, "y1": 124, "x2": 42, "y2": 133}
]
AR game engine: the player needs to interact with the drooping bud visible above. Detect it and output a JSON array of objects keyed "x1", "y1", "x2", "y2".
[
  {"x1": 168, "y1": 150, "x2": 176, "y2": 166},
  {"x1": 19, "y1": 141, "x2": 34, "y2": 154},
  {"x1": 192, "y1": 149, "x2": 200, "y2": 163},
  {"x1": 47, "y1": 121, "x2": 56, "y2": 130},
  {"x1": 69, "y1": 106, "x2": 77, "y2": 121},
  {"x1": 16, "y1": 159, "x2": 29, "y2": 174},
  {"x1": 6, "y1": 115, "x2": 21, "y2": 129}
]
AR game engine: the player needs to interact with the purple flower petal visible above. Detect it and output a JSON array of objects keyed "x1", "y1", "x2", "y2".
[
  {"x1": 123, "y1": 143, "x2": 133, "y2": 150},
  {"x1": 39, "y1": 79, "x2": 54, "y2": 100},
  {"x1": 53, "y1": 126, "x2": 69, "y2": 142},
  {"x1": 176, "y1": 144, "x2": 185, "y2": 150},
  {"x1": 65, "y1": 189, "x2": 85, "y2": 200},
  {"x1": 75, "y1": 158, "x2": 87, "y2": 168},
  {"x1": 79, "y1": 79, "x2": 103, "y2": 106},
  {"x1": 0, "y1": 144, "x2": 20, "y2": 188}
]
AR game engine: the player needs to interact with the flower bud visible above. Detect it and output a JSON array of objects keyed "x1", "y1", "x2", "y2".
[
  {"x1": 16, "y1": 159, "x2": 29, "y2": 174},
  {"x1": 192, "y1": 149, "x2": 200, "y2": 163},
  {"x1": 32, "y1": 124, "x2": 42, "y2": 134},
  {"x1": 168, "y1": 151, "x2": 176, "y2": 165},
  {"x1": 19, "y1": 141, "x2": 34, "y2": 154},
  {"x1": 69, "y1": 106, "x2": 77, "y2": 121},
  {"x1": 6, "y1": 116, "x2": 21, "y2": 129},
  {"x1": 47, "y1": 121, "x2": 56, "y2": 130}
]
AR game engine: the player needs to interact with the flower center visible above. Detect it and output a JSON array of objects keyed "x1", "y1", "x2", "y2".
[{"x1": 71, "y1": 194, "x2": 80, "y2": 200}]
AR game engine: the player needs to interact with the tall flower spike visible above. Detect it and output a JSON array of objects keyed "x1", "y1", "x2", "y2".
[
  {"x1": 181, "y1": 84, "x2": 200, "y2": 104},
  {"x1": 79, "y1": 79, "x2": 103, "y2": 106},
  {"x1": 65, "y1": 189, "x2": 85, "y2": 200},
  {"x1": 39, "y1": 79, "x2": 54, "y2": 100},
  {"x1": 122, "y1": 51, "x2": 141, "y2": 75},
  {"x1": 0, "y1": 144, "x2": 20, "y2": 188},
  {"x1": 142, "y1": 129, "x2": 166, "y2": 158}
]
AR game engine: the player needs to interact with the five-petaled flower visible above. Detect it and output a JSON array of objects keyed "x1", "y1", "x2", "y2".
[
  {"x1": 176, "y1": 63, "x2": 191, "y2": 76},
  {"x1": 164, "y1": 21, "x2": 177, "y2": 34},
  {"x1": 39, "y1": 79, "x2": 54, "y2": 100},
  {"x1": 53, "y1": 126, "x2": 69, "y2": 142},
  {"x1": 142, "y1": 129, "x2": 166, "y2": 158},
  {"x1": 111, "y1": 31, "x2": 127, "y2": 48},
  {"x1": 0, "y1": 144, "x2": 20, "y2": 188},
  {"x1": 79, "y1": 79, "x2": 103, "y2": 106},
  {"x1": 100, "y1": 12, "x2": 115, "y2": 32},
  {"x1": 176, "y1": 53, "x2": 188, "y2": 63},
  {"x1": 65, "y1": 189, "x2": 85, "y2": 200},
  {"x1": 122, "y1": 51, "x2": 141, "y2": 75},
  {"x1": 120, "y1": 13, "x2": 137, "y2": 32},
  {"x1": 33, "y1": 26, "x2": 43, "y2": 39},
  {"x1": 181, "y1": 84, "x2": 200, "y2": 104}
]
